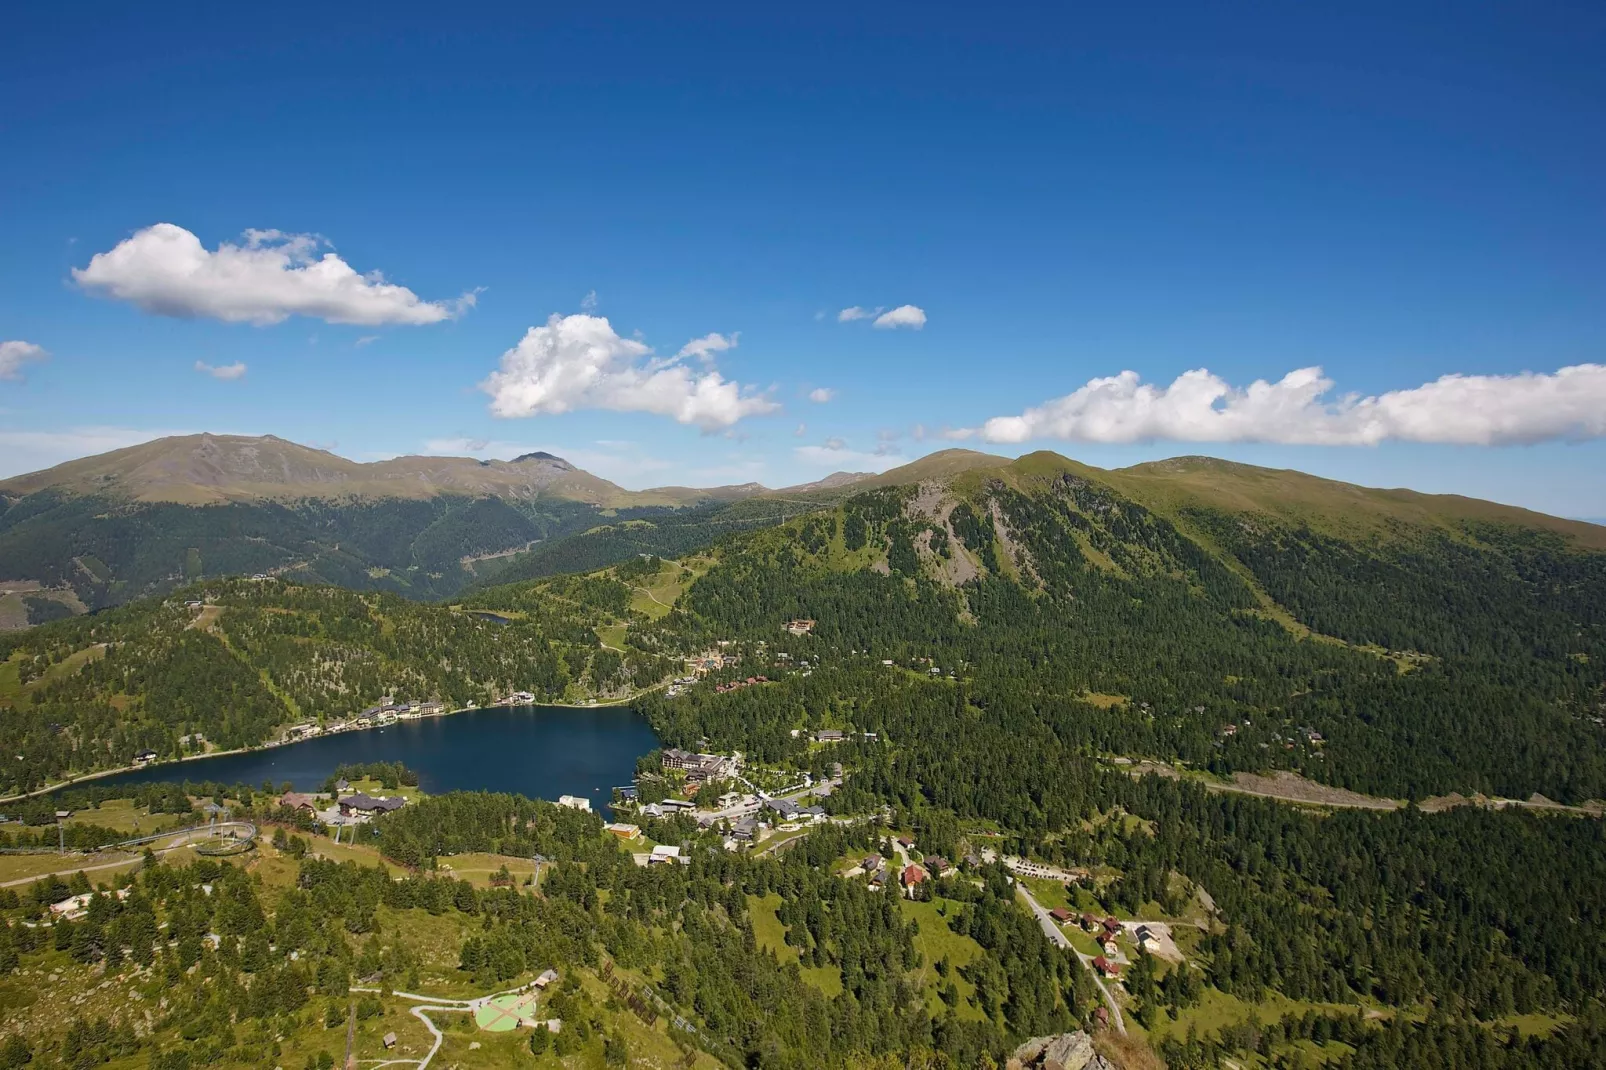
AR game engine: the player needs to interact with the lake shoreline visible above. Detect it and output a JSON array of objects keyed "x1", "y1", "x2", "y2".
[{"x1": 1, "y1": 682, "x2": 666, "y2": 803}]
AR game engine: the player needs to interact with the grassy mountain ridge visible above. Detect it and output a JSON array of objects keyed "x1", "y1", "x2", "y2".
[
  {"x1": 633, "y1": 454, "x2": 1606, "y2": 802},
  {"x1": 0, "y1": 433, "x2": 739, "y2": 507},
  {"x1": 0, "y1": 489, "x2": 656, "y2": 614},
  {"x1": 0, "y1": 434, "x2": 781, "y2": 620}
]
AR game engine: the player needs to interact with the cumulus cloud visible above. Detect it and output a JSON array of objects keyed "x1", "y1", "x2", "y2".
[
  {"x1": 0, "y1": 340, "x2": 48, "y2": 381},
  {"x1": 873, "y1": 304, "x2": 927, "y2": 330},
  {"x1": 808, "y1": 387, "x2": 835, "y2": 403},
  {"x1": 73, "y1": 223, "x2": 475, "y2": 327},
  {"x1": 194, "y1": 360, "x2": 247, "y2": 381},
  {"x1": 677, "y1": 331, "x2": 739, "y2": 362},
  {"x1": 479, "y1": 313, "x2": 780, "y2": 431},
  {"x1": 838, "y1": 306, "x2": 876, "y2": 322},
  {"x1": 972, "y1": 364, "x2": 1606, "y2": 446}
]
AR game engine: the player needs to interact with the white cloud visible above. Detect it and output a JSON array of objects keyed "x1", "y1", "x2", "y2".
[
  {"x1": 580, "y1": 290, "x2": 599, "y2": 312},
  {"x1": 973, "y1": 364, "x2": 1606, "y2": 446},
  {"x1": 838, "y1": 306, "x2": 876, "y2": 322},
  {"x1": 793, "y1": 443, "x2": 905, "y2": 472},
  {"x1": 73, "y1": 223, "x2": 475, "y2": 327},
  {"x1": 479, "y1": 313, "x2": 779, "y2": 431},
  {"x1": 194, "y1": 360, "x2": 248, "y2": 381},
  {"x1": 355, "y1": 335, "x2": 379, "y2": 347},
  {"x1": 794, "y1": 422, "x2": 808, "y2": 437},
  {"x1": 808, "y1": 387, "x2": 835, "y2": 403},
  {"x1": 873, "y1": 304, "x2": 927, "y2": 330},
  {"x1": 822, "y1": 436, "x2": 847, "y2": 451},
  {"x1": 0, "y1": 340, "x2": 48, "y2": 381},
  {"x1": 677, "y1": 331, "x2": 739, "y2": 363}
]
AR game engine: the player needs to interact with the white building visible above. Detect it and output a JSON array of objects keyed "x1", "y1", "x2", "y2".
[{"x1": 556, "y1": 795, "x2": 592, "y2": 812}]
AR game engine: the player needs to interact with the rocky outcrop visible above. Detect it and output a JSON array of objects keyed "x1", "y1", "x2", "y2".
[{"x1": 1007, "y1": 1031, "x2": 1116, "y2": 1070}]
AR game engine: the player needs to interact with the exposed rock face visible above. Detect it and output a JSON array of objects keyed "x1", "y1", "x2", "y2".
[{"x1": 1007, "y1": 1031, "x2": 1116, "y2": 1070}]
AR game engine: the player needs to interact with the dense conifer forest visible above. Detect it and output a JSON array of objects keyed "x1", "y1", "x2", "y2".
[{"x1": 3, "y1": 452, "x2": 1605, "y2": 1067}]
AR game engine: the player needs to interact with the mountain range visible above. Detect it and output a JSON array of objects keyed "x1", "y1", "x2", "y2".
[{"x1": 2, "y1": 432, "x2": 1602, "y2": 629}]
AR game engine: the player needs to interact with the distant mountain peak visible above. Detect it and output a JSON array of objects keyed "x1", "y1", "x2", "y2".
[{"x1": 510, "y1": 451, "x2": 573, "y2": 469}]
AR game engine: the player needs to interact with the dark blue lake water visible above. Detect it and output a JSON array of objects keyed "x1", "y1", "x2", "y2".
[{"x1": 84, "y1": 705, "x2": 659, "y2": 805}]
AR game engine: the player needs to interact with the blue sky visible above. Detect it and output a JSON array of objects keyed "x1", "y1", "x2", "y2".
[{"x1": 3, "y1": 3, "x2": 1604, "y2": 516}]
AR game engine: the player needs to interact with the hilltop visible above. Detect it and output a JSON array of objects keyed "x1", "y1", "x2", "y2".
[
  {"x1": 5, "y1": 434, "x2": 1604, "y2": 627},
  {"x1": 0, "y1": 433, "x2": 750, "y2": 508},
  {"x1": 0, "y1": 434, "x2": 784, "y2": 619},
  {"x1": 5, "y1": 447, "x2": 1606, "y2": 1070}
]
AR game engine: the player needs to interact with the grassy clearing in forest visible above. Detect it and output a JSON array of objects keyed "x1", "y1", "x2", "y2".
[
  {"x1": 748, "y1": 892, "x2": 844, "y2": 998},
  {"x1": 902, "y1": 897, "x2": 987, "y2": 1022}
]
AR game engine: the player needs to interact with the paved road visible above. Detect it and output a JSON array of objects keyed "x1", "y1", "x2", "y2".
[
  {"x1": 1015, "y1": 883, "x2": 1126, "y2": 1035},
  {"x1": 1, "y1": 821, "x2": 258, "y2": 888}
]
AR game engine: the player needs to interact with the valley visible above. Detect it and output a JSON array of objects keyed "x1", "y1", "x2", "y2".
[{"x1": 1, "y1": 440, "x2": 1605, "y2": 1069}]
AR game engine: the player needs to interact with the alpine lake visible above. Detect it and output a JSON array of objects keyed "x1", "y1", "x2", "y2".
[{"x1": 84, "y1": 703, "x2": 661, "y2": 807}]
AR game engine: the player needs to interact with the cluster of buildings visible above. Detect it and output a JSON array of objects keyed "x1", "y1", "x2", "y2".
[
  {"x1": 277, "y1": 789, "x2": 406, "y2": 823},
  {"x1": 661, "y1": 749, "x2": 742, "y2": 779},
  {"x1": 354, "y1": 700, "x2": 447, "y2": 727},
  {"x1": 788, "y1": 728, "x2": 880, "y2": 744},
  {"x1": 685, "y1": 646, "x2": 738, "y2": 674},
  {"x1": 636, "y1": 799, "x2": 697, "y2": 819},
  {"x1": 713, "y1": 674, "x2": 768, "y2": 694},
  {"x1": 761, "y1": 797, "x2": 826, "y2": 822},
  {"x1": 275, "y1": 699, "x2": 450, "y2": 746}
]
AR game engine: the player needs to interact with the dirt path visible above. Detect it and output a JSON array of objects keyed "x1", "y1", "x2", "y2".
[
  {"x1": 0, "y1": 853, "x2": 142, "y2": 888},
  {"x1": 1126, "y1": 762, "x2": 1605, "y2": 817},
  {"x1": 1220, "y1": 771, "x2": 1401, "y2": 810}
]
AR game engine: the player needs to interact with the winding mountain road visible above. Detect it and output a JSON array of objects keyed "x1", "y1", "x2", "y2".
[{"x1": 1015, "y1": 883, "x2": 1127, "y2": 1035}]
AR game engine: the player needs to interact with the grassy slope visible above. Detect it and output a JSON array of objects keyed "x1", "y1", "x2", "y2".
[
  {"x1": 902, "y1": 897, "x2": 988, "y2": 1022},
  {"x1": 748, "y1": 892, "x2": 845, "y2": 997},
  {"x1": 939, "y1": 449, "x2": 1606, "y2": 552}
]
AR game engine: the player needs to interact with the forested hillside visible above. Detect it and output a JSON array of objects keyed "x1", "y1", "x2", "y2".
[
  {"x1": 0, "y1": 489, "x2": 668, "y2": 613},
  {"x1": 0, "y1": 433, "x2": 776, "y2": 622},
  {"x1": 473, "y1": 496, "x2": 803, "y2": 586},
  {"x1": 4, "y1": 448, "x2": 1606, "y2": 1067},
  {"x1": 0, "y1": 575, "x2": 669, "y2": 795},
  {"x1": 637, "y1": 455, "x2": 1606, "y2": 803}
]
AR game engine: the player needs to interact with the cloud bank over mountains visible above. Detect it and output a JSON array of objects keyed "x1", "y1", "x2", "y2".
[
  {"x1": 36, "y1": 226, "x2": 1606, "y2": 455},
  {"x1": 73, "y1": 224, "x2": 476, "y2": 326},
  {"x1": 968, "y1": 364, "x2": 1606, "y2": 447},
  {"x1": 479, "y1": 313, "x2": 779, "y2": 431}
]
